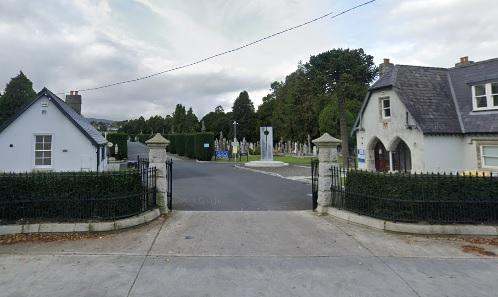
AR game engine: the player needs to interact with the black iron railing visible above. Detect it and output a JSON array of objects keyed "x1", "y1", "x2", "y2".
[
  {"x1": 330, "y1": 166, "x2": 498, "y2": 224},
  {"x1": 0, "y1": 168, "x2": 156, "y2": 224},
  {"x1": 166, "y1": 158, "x2": 173, "y2": 210},
  {"x1": 311, "y1": 159, "x2": 319, "y2": 210}
]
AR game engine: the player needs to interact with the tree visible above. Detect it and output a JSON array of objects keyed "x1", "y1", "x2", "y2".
[
  {"x1": 0, "y1": 71, "x2": 36, "y2": 124},
  {"x1": 172, "y1": 104, "x2": 187, "y2": 133},
  {"x1": 201, "y1": 105, "x2": 230, "y2": 137},
  {"x1": 231, "y1": 91, "x2": 256, "y2": 141},
  {"x1": 185, "y1": 107, "x2": 199, "y2": 132}
]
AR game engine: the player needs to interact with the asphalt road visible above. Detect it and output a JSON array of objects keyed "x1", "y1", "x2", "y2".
[{"x1": 173, "y1": 159, "x2": 312, "y2": 210}]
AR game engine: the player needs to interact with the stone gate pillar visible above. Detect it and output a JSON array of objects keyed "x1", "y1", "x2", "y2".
[
  {"x1": 146, "y1": 133, "x2": 170, "y2": 214},
  {"x1": 312, "y1": 133, "x2": 341, "y2": 215}
]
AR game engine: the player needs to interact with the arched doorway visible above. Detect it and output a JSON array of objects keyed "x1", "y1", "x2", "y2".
[
  {"x1": 392, "y1": 139, "x2": 412, "y2": 172},
  {"x1": 374, "y1": 141, "x2": 389, "y2": 172}
]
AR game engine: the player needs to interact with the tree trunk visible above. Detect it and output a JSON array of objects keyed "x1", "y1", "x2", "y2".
[{"x1": 338, "y1": 96, "x2": 349, "y2": 169}]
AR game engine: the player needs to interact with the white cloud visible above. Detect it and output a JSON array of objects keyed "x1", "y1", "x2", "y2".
[{"x1": 0, "y1": 0, "x2": 497, "y2": 120}]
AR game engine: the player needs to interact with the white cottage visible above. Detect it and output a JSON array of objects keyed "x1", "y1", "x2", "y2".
[
  {"x1": 353, "y1": 57, "x2": 498, "y2": 173},
  {"x1": 0, "y1": 88, "x2": 107, "y2": 172}
]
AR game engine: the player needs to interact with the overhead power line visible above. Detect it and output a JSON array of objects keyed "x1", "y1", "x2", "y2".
[{"x1": 61, "y1": 0, "x2": 376, "y2": 94}]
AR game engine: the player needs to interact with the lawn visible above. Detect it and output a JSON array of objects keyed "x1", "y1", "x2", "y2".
[{"x1": 213, "y1": 154, "x2": 316, "y2": 166}]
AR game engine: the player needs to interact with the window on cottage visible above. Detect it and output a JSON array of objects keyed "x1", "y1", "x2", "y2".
[
  {"x1": 481, "y1": 145, "x2": 498, "y2": 168},
  {"x1": 473, "y1": 82, "x2": 498, "y2": 110},
  {"x1": 35, "y1": 135, "x2": 52, "y2": 166},
  {"x1": 381, "y1": 98, "x2": 391, "y2": 119}
]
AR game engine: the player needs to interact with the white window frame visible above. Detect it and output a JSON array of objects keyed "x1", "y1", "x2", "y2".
[
  {"x1": 381, "y1": 97, "x2": 391, "y2": 120},
  {"x1": 34, "y1": 134, "x2": 53, "y2": 169},
  {"x1": 480, "y1": 145, "x2": 498, "y2": 169},
  {"x1": 472, "y1": 82, "x2": 498, "y2": 111}
]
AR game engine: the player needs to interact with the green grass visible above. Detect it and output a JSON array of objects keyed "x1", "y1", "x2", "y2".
[{"x1": 213, "y1": 154, "x2": 316, "y2": 166}]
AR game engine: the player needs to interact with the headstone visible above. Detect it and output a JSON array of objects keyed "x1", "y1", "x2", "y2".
[
  {"x1": 313, "y1": 145, "x2": 318, "y2": 156},
  {"x1": 260, "y1": 127, "x2": 273, "y2": 161},
  {"x1": 241, "y1": 137, "x2": 248, "y2": 154},
  {"x1": 201, "y1": 120, "x2": 206, "y2": 132}
]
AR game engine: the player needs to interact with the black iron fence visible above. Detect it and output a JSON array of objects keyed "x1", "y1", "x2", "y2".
[
  {"x1": 0, "y1": 168, "x2": 156, "y2": 224},
  {"x1": 330, "y1": 166, "x2": 498, "y2": 224},
  {"x1": 166, "y1": 158, "x2": 173, "y2": 210},
  {"x1": 311, "y1": 159, "x2": 319, "y2": 210}
]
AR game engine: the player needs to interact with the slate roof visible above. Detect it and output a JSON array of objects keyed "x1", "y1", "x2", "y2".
[
  {"x1": 356, "y1": 58, "x2": 498, "y2": 134},
  {"x1": 0, "y1": 87, "x2": 107, "y2": 146}
]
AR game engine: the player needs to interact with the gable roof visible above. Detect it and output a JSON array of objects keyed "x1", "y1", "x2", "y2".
[
  {"x1": 354, "y1": 58, "x2": 498, "y2": 135},
  {"x1": 0, "y1": 87, "x2": 107, "y2": 146}
]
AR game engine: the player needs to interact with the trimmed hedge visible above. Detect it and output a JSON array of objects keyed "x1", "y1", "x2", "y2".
[
  {"x1": 176, "y1": 134, "x2": 186, "y2": 156},
  {"x1": 0, "y1": 170, "x2": 150, "y2": 223},
  {"x1": 166, "y1": 132, "x2": 214, "y2": 161},
  {"x1": 194, "y1": 132, "x2": 214, "y2": 161},
  {"x1": 107, "y1": 132, "x2": 128, "y2": 160},
  {"x1": 336, "y1": 169, "x2": 498, "y2": 224}
]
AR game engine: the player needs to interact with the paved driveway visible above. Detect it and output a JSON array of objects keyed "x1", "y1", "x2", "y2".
[
  {"x1": 173, "y1": 159, "x2": 311, "y2": 210},
  {"x1": 1, "y1": 211, "x2": 497, "y2": 297}
]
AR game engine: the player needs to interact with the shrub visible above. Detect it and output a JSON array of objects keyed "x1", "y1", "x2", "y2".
[
  {"x1": 185, "y1": 134, "x2": 196, "y2": 158},
  {"x1": 176, "y1": 134, "x2": 186, "y2": 156},
  {"x1": 337, "y1": 169, "x2": 498, "y2": 224},
  {"x1": 167, "y1": 134, "x2": 176, "y2": 154},
  {"x1": 106, "y1": 132, "x2": 128, "y2": 160},
  {"x1": 0, "y1": 170, "x2": 149, "y2": 223},
  {"x1": 195, "y1": 132, "x2": 214, "y2": 161}
]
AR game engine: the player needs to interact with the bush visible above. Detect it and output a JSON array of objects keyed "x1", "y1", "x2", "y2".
[
  {"x1": 106, "y1": 132, "x2": 128, "y2": 160},
  {"x1": 136, "y1": 133, "x2": 153, "y2": 143},
  {"x1": 338, "y1": 169, "x2": 498, "y2": 224},
  {"x1": 176, "y1": 134, "x2": 186, "y2": 156},
  {"x1": 185, "y1": 134, "x2": 195, "y2": 159},
  {"x1": 195, "y1": 132, "x2": 214, "y2": 161},
  {"x1": 0, "y1": 170, "x2": 149, "y2": 223}
]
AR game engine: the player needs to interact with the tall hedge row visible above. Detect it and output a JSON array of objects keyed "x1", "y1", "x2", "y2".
[
  {"x1": 106, "y1": 133, "x2": 128, "y2": 160},
  {"x1": 166, "y1": 132, "x2": 214, "y2": 161}
]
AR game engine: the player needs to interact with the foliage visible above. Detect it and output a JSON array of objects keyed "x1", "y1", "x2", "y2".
[
  {"x1": 185, "y1": 133, "x2": 195, "y2": 158},
  {"x1": 106, "y1": 133, "x2": 128, "y2": 160},
  {"x1": 167, "y1": 134, "x2": 177, "y2": 154},
  {"x1": 0, "y1": 170, "x2": 152, "y2": 223},
  {"x1": 232, "y1": 91, "x2": 257, "y2": 141},
  {"x1": 0, "y1": 71, "x2": 36, "y2": 125},
  {"x1": 176, "y1": 134, "x2": 186, "y2": 156},
  {"x1": 339, "y1": 169, "x2": 498, "y2": 224},
  {"x1": 119, "y1": 115, "x2": 173, "y2": 136},
  {"x1": 201, "y1": 105, "x2": 231, "y2": 138},
  {"x1": 194, "y1": 132, "x2": 214, "y2": 161},
  {"x1": 318, "y1": 97, "x2": 360, "y2": 145}
]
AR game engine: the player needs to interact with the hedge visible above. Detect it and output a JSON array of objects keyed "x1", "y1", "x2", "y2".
[
  {"x1": 176, "y1": 134, "x2": 186, "y2": 156},
  {"x1": 194, "y1": 132, "x2": 214, "y2": 161},
  {"x1": 167, "y1": 134, "x2": 177, "y2": 154},
  {"x1": 185, "y1": 134, "x2": 195, "y2": 158},
  {"x1": 106, "y1": 132, "x2": 128, "y2": 160},
  {"x1": 0, "y1": 170, "x2": 149, "y2": 223},
  {"x1": 335, "y1": 169, "x2": 498, "y2": 224}
]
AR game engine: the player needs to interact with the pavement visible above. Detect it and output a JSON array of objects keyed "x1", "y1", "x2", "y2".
[
  {"x1": 1, "y1": 211, "x2": 497, "y2": 297},
  {"x1": 127, "y1": 141, "x2": 149, "y2": 160}
]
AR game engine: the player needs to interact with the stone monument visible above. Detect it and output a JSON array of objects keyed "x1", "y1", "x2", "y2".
[{"x1": 245, "y1": 126, "x2": 288, "y2": 168}]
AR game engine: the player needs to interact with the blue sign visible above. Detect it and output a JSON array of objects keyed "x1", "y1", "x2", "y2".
[
  {"x1": 204, "y1": 143, "x2": 210, "y2": 148},
  {"x1": 215, "y1": 150, "x2": 229, "y2": 159},
  {"x1": 358, "y1": 149, "x2": 365, "y2": 163}
]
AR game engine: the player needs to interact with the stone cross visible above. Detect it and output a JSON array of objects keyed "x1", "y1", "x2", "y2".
[
  {"x1": 146, "y1": 133, "x2": 170, "y2": 214},
  {"x1": 312, "y1": 133, "x2": 341, "y2": 215}
]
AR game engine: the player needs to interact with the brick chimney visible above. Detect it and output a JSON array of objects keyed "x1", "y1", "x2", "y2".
[
  {"x1": 379, "y1": 58, "x2": 394, "y2": 77},
  {"x1": 65, "y1": 90, "x2": 82, "y2": 115},
  {"x1": 455, "y1": 56, "x2": 474, "y2": 67}
]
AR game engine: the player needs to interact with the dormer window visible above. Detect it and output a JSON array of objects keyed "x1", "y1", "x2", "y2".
[{"x1": 472, "y1": 82, "x2": 498, "y2": 111}]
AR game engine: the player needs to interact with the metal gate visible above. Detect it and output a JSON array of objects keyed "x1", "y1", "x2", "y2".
[
  {"x1": 166, "y1": 158, "x2": 173, "y2": 210},
  {"x1": 311, "y1": 159, "x2": 319, "y2": 210}
]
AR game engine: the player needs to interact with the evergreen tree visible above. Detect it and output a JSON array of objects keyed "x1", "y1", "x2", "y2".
[
  {"x1": 0, "y1": 71, "x2": 36, "y2": 124},
  {"x1": 185, "y1": 107, "x2": 199, "y2": 132},
  {"x1": 172, "y1": 104, "x2": 187, "y2": 133},
  {"x1": 232, "y1": 91, "x2": 256, "y2": 142}
]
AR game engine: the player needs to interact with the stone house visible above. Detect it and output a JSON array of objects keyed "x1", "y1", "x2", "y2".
[
  {"x1": 0, "y1": 88, "x2": 107, "y2": 172},
  {"x1": 353, "y1": 57, "x2": 498, "y2": 173}
]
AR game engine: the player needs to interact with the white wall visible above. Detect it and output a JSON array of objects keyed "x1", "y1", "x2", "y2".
[
  {"x1": 423, "y1": 136, "x2": 466, "y2": 172},
  {"x1": 356, "y1": 89, "x2": 425, "y2": 171},
  {"x1": 0, "y1": 95, "x2": 101, "y2": 172}
]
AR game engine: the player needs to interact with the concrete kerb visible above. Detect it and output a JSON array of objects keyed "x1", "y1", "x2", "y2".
[
  {"x1": 327, "y1": 207, "x2": 498, "y2": 236},
  {"x1": 0, "y1": 208, "x2": 160, "y2": 236}
]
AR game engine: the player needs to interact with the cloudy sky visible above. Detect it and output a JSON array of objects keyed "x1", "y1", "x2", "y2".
[{"x1": 0, "y1": 0, "x2": 497, "y2": 120}]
